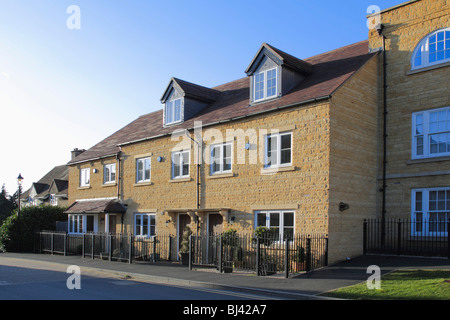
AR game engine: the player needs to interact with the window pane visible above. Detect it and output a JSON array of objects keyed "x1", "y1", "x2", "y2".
[
  {"x1": 280, "y1": 134, "x2": 292, "y2": 164},
  {"x1": 281, "y1": 134, "x2": 291, "y2": 149},
  {"x1": 166, "y1": 101, "x2": 173, "y2": 124},
  {"x1": 284, "y1": 212, "x2": 294, "y2": 227},
  {"x1": 266, "y1": 69, "x2": 277, "y2": 97},
  {"x1": 415, "y1": 191, "x2": 422, "y2": 211},
  {"x1": 137, "y1": 160, "x2": 143, "y2": 181},
  {"x1": 110, "y1": 164, "x2": 116, "y2": 181},
  {"x1": 281, "y1": 150, "x2": 291, "y2": 164},
  {"x1": 173, "y1": 163, "x2": 180, "y2": 178},
  {"x1": 135, "y1": 215, "x2": 141, "y2": 235},
  {"x1": 105, "y1": 166, "x2": 110, "y2": 182},
  {"x1": 182, "y1": 152, "x2": 189, "y2": 176},
  {"x1": 267, "y1": 135, "x2": 278, "y2": 166},
  {"x1": 430, "y1": 52, "x2": 437, "y2": 63},
  {"x1": 254, "y1": 72, "x2": 264, "y2": 100},
  {"x1": 143, "y1": 215, "x2": 149, "y2": 236},
  {"x1": 144, "y1": 159, "x2": 151, "y2": 180},
  {"x1": 416, "y1": 136, "x2": 423, "y2": 156},
  {"x1": 257, "y1": 213, "x2": 266, "y2": 227},
  {"x1": 86, "y1": 216, "x2": 94, "y2": 232},
  {"x1": 223, "y1": 144, "x2": 232, "y2": 171},
  {"x1": 415, "y1": 212, "x2": 423, "y2": 233},
  {"x1": 78, "y1": 216, "x2": 83, "y2": 233},
  {"x1": 270, "y1": 212, "x2": 280, "y2": 227},
  {"x1": 174, "y1": 99, "x2": 181, "y2": 122}
]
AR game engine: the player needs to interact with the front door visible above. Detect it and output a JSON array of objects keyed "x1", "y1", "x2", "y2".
[
  {"x1": 109, "y1": 215, "x2": 117, "y2": 233},
  {"x1": 208, "y1": 213, "x2": 223, "y2": 235}
]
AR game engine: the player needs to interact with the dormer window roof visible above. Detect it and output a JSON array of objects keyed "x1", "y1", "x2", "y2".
[
  {"x1": 161, "y1": 77, "x2": 220, "y2": 127},
  {"x1": 245, "y1": 43, "x2": 313, "y2": 104}
]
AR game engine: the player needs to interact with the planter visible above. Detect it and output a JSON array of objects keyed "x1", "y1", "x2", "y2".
[
  {"x1": 179, "y1": 252, "x2": 190, "y2": 265},
  {"x1": 260, "y1": 262, "x2": 277, "y2": 276}
]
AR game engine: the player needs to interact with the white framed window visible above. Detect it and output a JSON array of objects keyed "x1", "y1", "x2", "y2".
[
  {"x1": 264, "y1": 131, "x2": 292, "y2": 168},
  {"x1": 411, "y1": 28, "x2": 450, "y2": 70},
  {"x1": 50, "y1": 194, "x2": 57, "y2": 206},
  {"x1": 412, "y1": 106, "x2": 450, "y2": 159},
  {"x1": 253, "y1": 67, "x2": 278, "y2": 102},
  {"x1": 80, "y1": 168, "x2": 90, "y2": 187},
  {"x1": 104, "y1": 163, "x2": 116, "y2": 184},
  {"x1": 172, "y1": 150, "x2": 190, "y2": 179},
  {"x1": 412, "y1": 188, "x2": 449, "y2": 236},
  {"x1": 210, "y1": 142, "x2": 232, "y2": 175},
  {"x1": 255, "y1": 210, "x2": 295, "y2": 240},
  {"x1": 134, "y1": 213, "x2": 156, "y2": 237},
  {"x1": 165, "y1": 98, "x2": 182, "y2": 125},
  {"x1": 68, "y1": 215, "x2": 95, "y2": 234},
  {"x1": 136, "y1": 157, "x2": 151, "y2": 183}
]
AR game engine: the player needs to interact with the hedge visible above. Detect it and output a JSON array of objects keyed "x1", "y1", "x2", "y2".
[{"x1": 0, "y1": 206, "x2": 67, "y2": 252}]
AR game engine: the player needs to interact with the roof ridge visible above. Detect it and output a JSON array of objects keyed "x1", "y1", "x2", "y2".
[{"x1": 304, "y1": 40, "x2": 369, "y2": 62}]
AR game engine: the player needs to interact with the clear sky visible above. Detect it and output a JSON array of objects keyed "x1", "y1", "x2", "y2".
[{"x1": 0, "y1": 0, "x2": 405, "y2": 195}]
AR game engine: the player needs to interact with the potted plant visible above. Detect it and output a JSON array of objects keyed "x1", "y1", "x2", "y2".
[
  {"x1": 292, "y1": 245, "x2": 306, "y2": 272},
  {"x1": 179, "y1": 227, "x2": 192, "y2": 265}
]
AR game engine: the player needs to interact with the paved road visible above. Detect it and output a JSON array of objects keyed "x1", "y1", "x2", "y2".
[{"x1": 0, "y1": 258, "x2": 279, "y2": 300}]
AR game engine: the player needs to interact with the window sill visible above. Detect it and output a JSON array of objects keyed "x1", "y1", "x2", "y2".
[
  {"x1": 407, "y1": 156, "x2": 450, "y2": 165},
  {"x1": 250, "y1": 95, "x2": 280, "y2": 106},
  {"x1": 169, "y1": 177, "x2": 192, "y2": 183},
  {"x1": 102, "y1": 182, "x2": 117, "y2": 187},
  {"x1": 207, "y1": 172, "x2": 235, "y2": 179},
  {"x1": 78, "y1": 186, "x2": 91, "y2": 190},
  {"x1": 260, "y1": 165, "x2": 296, "y2": 175},
  {"x1": 407, "y1": 61, "x2": 450, "y2": 75},
  {"x1": 134, "y1": 181, "x2": 153, "y2": 187}
]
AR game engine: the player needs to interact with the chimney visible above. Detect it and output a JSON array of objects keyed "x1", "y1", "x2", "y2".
[{"x1": 71, "y1": 148, "x2": 86, "y2": 160}]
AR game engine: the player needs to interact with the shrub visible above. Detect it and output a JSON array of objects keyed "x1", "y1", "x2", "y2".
[
  {"x1": 253, "y1": 226, "x2": 278, "y2": 246},
  {"x1": 0, "y1": 206, "x2": 67, "y2": 252},
  {"x1": 179, "y1": 226, "x2": 192, "y2": 254}
]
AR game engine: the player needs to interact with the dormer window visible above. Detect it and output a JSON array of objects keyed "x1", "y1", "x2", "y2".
[
  {"x1": 412, "y1": 28, "x2": 450, "y2": 71},
  {"x1": 246, "y1": 43, "x2": 312, "y2": 105},
  {"x1": 253, "y1": 68, "x2": 278, "y2": 102},
  {"x1": 161, "y1": 78, "x2": 220, "y2": 127},
  {"x1": 165, "y1": 98, "x2": 182, "y2": 125}
]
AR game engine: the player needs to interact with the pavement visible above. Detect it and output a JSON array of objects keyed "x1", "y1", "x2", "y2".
[{"x1": 1, "y1": 252, "x2": 449, "y2": 300}]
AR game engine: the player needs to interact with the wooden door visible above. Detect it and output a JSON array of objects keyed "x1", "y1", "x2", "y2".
[{"x1": 208, "y1": 214, "x2": 223, "y2": 235}]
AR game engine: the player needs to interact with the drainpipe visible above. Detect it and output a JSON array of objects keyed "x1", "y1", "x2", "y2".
[
  {"x1": 185, "y1": 130, "x2": 201, "y2": 237},
  {"x1": 116, "y1": 147, "x2": 123, "y2": 233},
  {"x1": 377, "y1": 24, "x2": 387, "y2": 245}
]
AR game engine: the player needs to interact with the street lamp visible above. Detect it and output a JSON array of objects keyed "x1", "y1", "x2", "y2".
[{"x1": 17, "y1": 173, "x2": 23, "y2": 217}]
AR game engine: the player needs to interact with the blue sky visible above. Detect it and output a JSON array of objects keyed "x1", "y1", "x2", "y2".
[{"x1": 0, "y1": 0, "x2": 404, "y2": 194}]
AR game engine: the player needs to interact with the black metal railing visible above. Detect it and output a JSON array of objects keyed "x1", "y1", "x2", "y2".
[
  {"x1": 35, "y1": 231, "x2": 174, "y2": 264},
  {"x1": 190, "y1": 233, "x2": 328, "y2": 277},
  {"x1": 35, "y1": 231, "x2": 328, "y2": 276},
  {"x1": 364, "y1": 219, "x2": 450, "y2": 258}
]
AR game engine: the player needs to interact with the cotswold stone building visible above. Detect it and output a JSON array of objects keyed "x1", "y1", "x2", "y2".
[{"x1": 65, "y1": 0, "x2": 449, "y2": 264}]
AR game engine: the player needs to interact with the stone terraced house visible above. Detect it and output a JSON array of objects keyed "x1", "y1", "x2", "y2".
[{"x1": 65, "y1": 0, "x2": 449, "y2": 264}]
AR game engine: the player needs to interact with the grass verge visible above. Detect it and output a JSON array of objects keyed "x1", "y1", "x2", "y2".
[{"x1": 321, "y1": 270, "x2": 450, "y2": 300}]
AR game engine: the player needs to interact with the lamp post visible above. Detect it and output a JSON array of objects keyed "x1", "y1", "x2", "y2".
[{"x1": 17, "y1": 173, "x2": 23, "y2": 217}]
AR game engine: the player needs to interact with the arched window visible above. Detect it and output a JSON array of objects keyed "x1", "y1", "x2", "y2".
[{"x1": 411, "y1": 28, "x2": 450, "y2": 70}]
